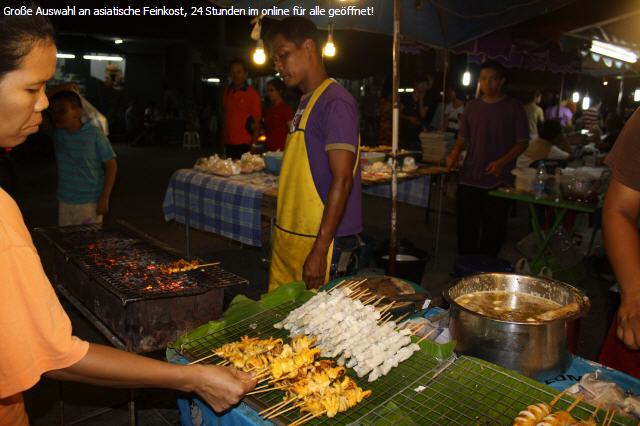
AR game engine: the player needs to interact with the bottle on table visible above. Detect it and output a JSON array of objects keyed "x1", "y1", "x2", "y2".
[{"x1": 533, "y1": 162, "x2": 546, "y2": 198}]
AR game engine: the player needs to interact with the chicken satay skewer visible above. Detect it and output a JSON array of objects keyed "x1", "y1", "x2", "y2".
[
  {"x1": 259, "y1": 397, "x2": 296, "y2": 416},
  {"x1": 289, "y1": 410, "x2": 327, "y2": 426},
  {"x1": 187, "y1": 353, "x2": 218, "y2": 365},
  {"x1": 265, "y1": 401, "x2": 306, "y2": 419}
]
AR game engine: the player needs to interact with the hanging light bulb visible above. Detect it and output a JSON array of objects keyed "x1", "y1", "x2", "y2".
[
  {"x1": 603, "y1": 79, "x2": 608, "y2": 86},
  {"x1": 253, "y1": 39, "x2": 266, "y2": 65},
  {"x1": 324, "y1": 24, "x2": 336, "y2": 58},
  {"x1": 634, "y1": 89, "x2": 640, "y2": 102},
  {"x1": 462, "y1": 70, "x2": 471, "y2": 86},
  {"x1": 582, "y1": 95, "x2": 591, "y2": 110},
  {"x1": 572, "y1": 91, "x2": 580, "y2": 103}
]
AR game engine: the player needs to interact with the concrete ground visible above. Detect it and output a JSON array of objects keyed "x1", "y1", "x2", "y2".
[{"x1": 6, "y1": 141, "x2": 617, "y2": 425}]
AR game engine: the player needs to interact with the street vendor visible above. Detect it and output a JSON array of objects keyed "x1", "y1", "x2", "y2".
[
  {"x1": 0, "y1": 12, "x2": 255, "y2": 425},
  {"x1": 266, "y1": 17, "x2": 362, "y2": 290},
  {"x1": 599, "y1": 107, "x2": 640, "y2": 377},
  {"x1": 446, "y1": 61, "x2": 529, "y2": 257}
]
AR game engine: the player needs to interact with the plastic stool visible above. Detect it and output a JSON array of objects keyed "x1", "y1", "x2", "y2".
[{"x1": 182, "y1": 131, "x2": 200, "y2": 150}]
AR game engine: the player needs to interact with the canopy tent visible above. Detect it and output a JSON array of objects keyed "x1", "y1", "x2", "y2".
[
  {"x1": 213, "y1": 0, "x2": 575, "y2": 49},
  {"x1": 211, "y1": 0, "x2": 577, "y2": 275}
]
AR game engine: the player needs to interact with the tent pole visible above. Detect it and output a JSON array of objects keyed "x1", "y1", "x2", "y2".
[
  {"x1": 557, "y1": 73, "x2": 565, "y2": 119},
  {"x1": 389, "y1": 0, "x2": 400, "y2": 276},
  {"x1": 441, "y1": 50, "x2": 448, "y2": 131}
]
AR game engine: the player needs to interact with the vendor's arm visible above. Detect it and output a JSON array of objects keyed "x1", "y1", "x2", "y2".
[
  {"x1": 485, "y1": 140, "x2": 528, "y2": 176},
  {"x1": 303, "y1": 150, "x2": 354, "y2": 289},
  {"x1": 45, "y1": 343, "x2": 256, "y2": 412},
  {"x1": 98, "y1": 159, "x2": 117, "y2": 215},
  {"x1": 445, "y1": 135, "x2": 466, "y2": 170},
  {"x1": 603, "y1": 178, "x2": 640, "y2": 350}
]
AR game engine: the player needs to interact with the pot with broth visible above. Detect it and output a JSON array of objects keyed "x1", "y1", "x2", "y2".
[
  {"x1": 445, "y1": 273, "x2": 590, "y2": 379},
  {"x1": 455, "y1": 291, "x2": 562, "y2": 322}
]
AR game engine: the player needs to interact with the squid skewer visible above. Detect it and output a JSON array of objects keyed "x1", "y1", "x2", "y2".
[
  {"x1": 535, "y1": 395, "x2": 583, "y2": 426},
  {"x1": 513, "y1": 391, "x2": 568, "y2": 426}
]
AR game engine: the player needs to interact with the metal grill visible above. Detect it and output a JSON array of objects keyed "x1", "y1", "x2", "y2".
[
  {"x1": 37, "y1": 224, "x2": 249, "y2": 304},
  {"x1": 179, "y1": 302, "x2": 634, "y2": 426}
]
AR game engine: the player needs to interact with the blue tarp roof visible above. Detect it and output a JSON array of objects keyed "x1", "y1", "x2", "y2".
[{"x1": 213, "y1": 0, "x2": 576, "y2": 48}]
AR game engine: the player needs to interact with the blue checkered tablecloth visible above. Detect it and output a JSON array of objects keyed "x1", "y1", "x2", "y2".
[
  {"x1": 363, "y1": 175, "x2": 431, "y2": 208},
  {"x1": 163, "y1": 169, "x2": 277, "y2": 247}
]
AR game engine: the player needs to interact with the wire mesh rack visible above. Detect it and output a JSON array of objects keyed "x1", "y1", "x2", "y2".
[
  {"x1": 35, "y1": 224, "x2": 249, "y2": 303},
  {"x1": 178, "y1": 301, "x2": 636, "y2": 426}
]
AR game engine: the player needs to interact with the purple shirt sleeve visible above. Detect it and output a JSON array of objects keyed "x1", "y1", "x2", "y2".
[{"x1": 323, "y1": 98, "x2": 359, "y2": 152}]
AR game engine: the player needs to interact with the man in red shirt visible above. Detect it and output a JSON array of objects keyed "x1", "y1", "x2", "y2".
[{"x1": 222, "y1": 60, "x2": 261, "y2": 159}]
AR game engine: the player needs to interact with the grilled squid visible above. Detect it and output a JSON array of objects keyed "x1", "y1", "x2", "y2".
[{"x1": 512, "y1": 391, "x2": 567, "y2": 426}]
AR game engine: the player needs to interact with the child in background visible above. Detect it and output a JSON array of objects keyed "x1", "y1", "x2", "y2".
[{"x1": 50, "y1": 91, "x2": 117, "y2": 226}]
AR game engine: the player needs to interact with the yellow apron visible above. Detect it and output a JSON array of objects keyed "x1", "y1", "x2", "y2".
[{"x1": 269, "y1": 79, "x2": 355, "y2": 290}]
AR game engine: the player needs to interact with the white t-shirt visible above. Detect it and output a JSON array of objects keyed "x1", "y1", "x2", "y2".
[
  {"x1": 516, "y1": 137, "x2": 570, "y2": 169},
  {"x1": 444, "y1": 103, "x2": 464, "y2": 131},
  {"x1": 523, "y1": 102, "x2": 544, "y2": 140}
]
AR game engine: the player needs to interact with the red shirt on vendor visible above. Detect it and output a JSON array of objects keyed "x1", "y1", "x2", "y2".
[{"x1": 222, "y1": 60, "x2": 261, "y2": 159}]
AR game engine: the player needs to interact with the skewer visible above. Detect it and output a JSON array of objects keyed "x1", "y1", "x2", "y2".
[
  {"x1": 216, "y1": 359, "x2": 229, "y2": 366},
  {"x1": 289, "y1": 410, "x2": 326, "y2": 426},
  {"x1": 379, "y1": 302, "x2": 396, "y2": 315},
  {"x1": 602, "y1": 409, "x2": 611, "y2": 426},
  {"x1": 362, "y1": 295, "x2": 377, "y2": 305},
  {"x1": 416, "y1": 328, "x2": 438, "y2": 345},
  {"x1": 196, "y1": 261, "x2": 221, "y2": 269},
  {"x1": 259, "y1": 398, "x2": 293, "y2": 416},
  {"x1": 188, "y1": 352, "x2": 217, "y2": 365},
  {"x1": 265, "y1": 401, "x2": 305, "y2": 419},
  {"x1": 328, "y1": 279, "x2": 347, "y2": 292},
  {"x1": 372, "y1": 295, "x2": 386, "y2": 306},
  {"x1": 393, "y1": 311, "x2": 412, "y2": 326},
  {"x1": 247, "y1": 386, "x2": 284, "y2": 396}
]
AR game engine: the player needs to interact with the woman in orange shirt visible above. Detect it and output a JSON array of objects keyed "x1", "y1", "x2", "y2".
[
  {"x1": 0, "y1": 12, "x2": 254, "y2": 426},
  {"x1": 263, "y1": 78, "x2": 293, "y2": 152}
]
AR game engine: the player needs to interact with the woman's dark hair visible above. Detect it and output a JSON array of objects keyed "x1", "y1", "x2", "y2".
[
  {"x1": 50, "y1": 90, "x2": 83, "y2": 110},
  {"x1": 267, "y1": 17, "x2": 321, "y2": 55},
  {"x1": 538, "y1": 119, "x2": 562, "y2": 143},
  {"x1": 0, "y1": 3, "x2": 55, "y2": 80},
  {"x1": 530, "y1": 90, "x2": 541, "y2": 102},
  {"x1": 267, "y1": 78, "x2": 286, "y2": 95}
]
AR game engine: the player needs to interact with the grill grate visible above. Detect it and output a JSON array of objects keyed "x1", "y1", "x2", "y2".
[
  {"x1": 37, "y1": 225, "x2": 249, "y2": 304},
  {"x1": 179, "y1": 301, "x2": 635, "y2": 426}
]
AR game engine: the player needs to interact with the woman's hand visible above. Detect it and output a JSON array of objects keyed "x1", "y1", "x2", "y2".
[
  {"x1": 617, "y1": 294, "x2": 640, "y2": 350},
  {"x1": 190, "y1": 365, "x2": 256, "y2": 412}
]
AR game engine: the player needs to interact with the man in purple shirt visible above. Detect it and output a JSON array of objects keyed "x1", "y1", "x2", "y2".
[
  {"x1": 446, "y1": 61, "x2": 529, "y2": 257},
  {"x1": 267, "y1": 17, "x2": 361, "y2": 289}
]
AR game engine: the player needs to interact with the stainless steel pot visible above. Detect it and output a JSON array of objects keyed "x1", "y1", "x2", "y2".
[{"x1": 444, "y1": 273, "x2": 590, "y2": 379}]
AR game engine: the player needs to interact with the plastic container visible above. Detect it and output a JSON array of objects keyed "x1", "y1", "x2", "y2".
[
  {"x1": 511, "y1": 168, "x2": 537, "y2": 193},
  {"x1": 360, "y1": 151, "x2": 386, "y2": 166},
  {"x1": 263, "y1": 151, "x2": 283, "y2": 175}
]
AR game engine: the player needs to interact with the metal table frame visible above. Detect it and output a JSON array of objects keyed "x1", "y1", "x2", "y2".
[{"x1": 489, "y1": 188, "x2": 600, "y2": 274}]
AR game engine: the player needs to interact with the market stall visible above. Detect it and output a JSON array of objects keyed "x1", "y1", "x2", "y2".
[{"x1": 168, "y1": 278, "x2": 639, "y2": 426}]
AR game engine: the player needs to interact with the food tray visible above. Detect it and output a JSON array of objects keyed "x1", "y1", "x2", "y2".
[{"x1": 178, "y1": 301, "x2": 634, "y2": 426}]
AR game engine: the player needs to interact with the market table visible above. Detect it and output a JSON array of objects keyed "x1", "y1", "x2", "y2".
[
  {"x1": 167, "y1": 280, "x2": 638, "y2": 426},
  {"x1": 163, "y1": 167, "x2": 447, "y2": 257},
  {"x1": 489, "y1": 187, "x2": 600, "y2": 275}
]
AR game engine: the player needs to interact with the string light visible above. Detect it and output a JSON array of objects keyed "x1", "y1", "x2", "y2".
[
  {"x1": 634, "y1": 89, "x2": 640, "y2": 102},
  {"x1": 572, "y1": 91, "x2": 580, "y2": 103},
  {"x1": 323, "y1": 23, "x2": 336, "y2": 58},
  {"x1": 253, "y1": 39, "x2": 266, "y2": 65},
  {"x1": 462, "y1": 71, "x2": 471, "y2": 86}
]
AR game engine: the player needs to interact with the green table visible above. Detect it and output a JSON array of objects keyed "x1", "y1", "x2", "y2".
[{"x1": 489, "y1": 188, "x2": 600, "y2": 275}]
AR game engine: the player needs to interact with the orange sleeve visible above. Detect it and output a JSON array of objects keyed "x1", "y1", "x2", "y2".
[{"x1": 0, "y1": 243, "x2": 89, "y2": 398}]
